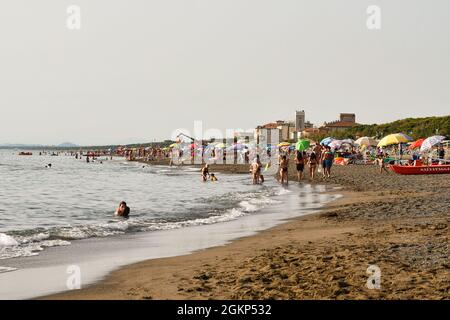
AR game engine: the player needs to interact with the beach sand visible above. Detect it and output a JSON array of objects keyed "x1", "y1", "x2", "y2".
[{"x1": 45, "y1": 165, "x2": 449, "y2": 300}]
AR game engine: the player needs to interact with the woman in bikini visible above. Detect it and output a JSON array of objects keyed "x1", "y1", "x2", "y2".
[
  {"x1": 295, "y1": 150, "x2": 306, "y2": 182},
  {"x1": 307, "y1": 151, "x2": 318, "y2": 181},
  {"x1": 279, "y1": 155, "x2": 289, "y2": 185}
]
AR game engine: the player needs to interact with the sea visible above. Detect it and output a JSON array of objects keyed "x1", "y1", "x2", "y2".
[{"x1": 0, "y1": 149, "x2": 339, "y2": 298}]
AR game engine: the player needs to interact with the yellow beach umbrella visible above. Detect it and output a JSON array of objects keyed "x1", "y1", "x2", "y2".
[
  {"x1": 214, "y1": 143, "x2": 226, "y2": 149},
  {"x1": 377, "y1": 133, "x2": 412, "y2": 147},
  {"x1": 277, "y1": 142, "x2": 291, "y2": 147}
]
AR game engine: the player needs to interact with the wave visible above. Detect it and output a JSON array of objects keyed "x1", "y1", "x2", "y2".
[
  {"x1": 0, "y1": 186, "x2": 285, "y2": 260},
  {"x1": 0, "y1": 233, "x2": 18, "y2": 247}
]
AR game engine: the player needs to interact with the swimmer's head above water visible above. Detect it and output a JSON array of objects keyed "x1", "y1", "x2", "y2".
[{"x1": 115, "y1": 201, "x2": 130, "y2": 218}]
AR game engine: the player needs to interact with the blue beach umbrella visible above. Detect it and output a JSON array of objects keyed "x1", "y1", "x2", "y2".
[{"x1": 320, "y1": 137, "x2": 335, "y2": 146}]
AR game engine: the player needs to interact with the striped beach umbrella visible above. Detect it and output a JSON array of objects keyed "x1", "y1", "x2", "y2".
[{"x1": 420, "y1": 135, "x2": 446, "y2": 152}]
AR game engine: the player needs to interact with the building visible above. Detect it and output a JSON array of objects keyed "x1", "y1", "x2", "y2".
[
  {"x1": 254, "y1": 123, "x2": 281, "y2": 146},
  {"x1": 321, "y1": 113, "x2": 358, "y2": 132},
  {"x1": 299, "y1": 127, "x2": 325, "y2": 139},
  {"x1": 295, "y1": 110, "x2": 314, "y2": 138},
  {"x1": 276, "y1": 120, "x2": 296, "y2": 141},
  {"x1": 295, "y1": 110, "x2": 306, "y2": 132}
]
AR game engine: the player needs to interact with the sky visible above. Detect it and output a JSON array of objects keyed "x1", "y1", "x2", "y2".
[{"x1": 0, "y1": 0, "x2": 449, "y2": 145}]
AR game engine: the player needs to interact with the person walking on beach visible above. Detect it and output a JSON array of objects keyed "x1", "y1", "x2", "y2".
[
  {"x1": 322, "y1": 146, "x2": 334, "y2": 179},
  {"x1": 313, "y1": 143, "x2": 323, "y2": 164},
  {"x1": 201, "y1": 164, "x2": 210, "y2": 182},
  {"x1": 295, "y1": 150, "x2": 305, "y2": 181},
  {"x1": 376, "y1": 153, "x2": 389, "y2": 174},
  {"x1": 307, "y1": 151, "x2": 318, "y2": 181},
  {"x1": 279, "y1": 155, "x2": 289, "y2": 185}
]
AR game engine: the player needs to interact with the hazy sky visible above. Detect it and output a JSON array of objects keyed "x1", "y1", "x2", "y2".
[{"x1": 0, "y1": 0, "x2": 449, "y2": 145}]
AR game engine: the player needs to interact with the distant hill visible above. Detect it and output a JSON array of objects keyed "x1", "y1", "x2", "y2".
[
  {"x1": 330, "y1": 116, "x2": 450, "y2": 140},
  {"x1": 57, "y1": 142, "x2": 79, "y2": 148}
]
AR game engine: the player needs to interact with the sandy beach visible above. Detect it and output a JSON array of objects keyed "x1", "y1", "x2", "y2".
[{"x1": 43, "y1": 164, "x2": 449, "y2": 300}]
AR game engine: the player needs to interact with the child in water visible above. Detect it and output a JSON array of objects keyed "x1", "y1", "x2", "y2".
[{"x1": 210, "y1": 173, "x2": 218, "y2": 181}]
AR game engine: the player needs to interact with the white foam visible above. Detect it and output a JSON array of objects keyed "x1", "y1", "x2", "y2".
[
  {"x1": 0, "y1": 233, "x2": 18, "y2": 247},
  {"x1": 239, "y1": 201, "x2": 259, "y2": 212},
  {"x1": 275, "y1": 188, "x2": 292, "y2": 195},
  {"x1": 0, "y1": 266, "x2": 17, "y2": 274}
]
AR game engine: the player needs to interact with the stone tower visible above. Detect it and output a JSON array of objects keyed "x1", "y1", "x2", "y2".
[{"x1": 295, "y1": 110, "x2": 306, "y2": 132}]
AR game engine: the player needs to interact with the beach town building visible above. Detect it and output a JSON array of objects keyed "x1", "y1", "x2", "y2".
[
  {"x1": 255, "y1": 110, "x2": 314, "y2": 143},
  {"x1": 299, "y1": 127, "x2": 327, "y2": 138},
  {"x1": 254, "y1": 123, "x2": 281, "y2": 146},
  {"x1": 294, "y1": 110, "x2": 314, "y2": 139},
  {"x1": 320, "y1": 113, "x2": 358, "y2": 133},
  {"x1": 295, "y1": 110, "x2": 313, "y2": 132},
  {"x1": 277, "y1": 120, "x2": 297, "y2": 141}
]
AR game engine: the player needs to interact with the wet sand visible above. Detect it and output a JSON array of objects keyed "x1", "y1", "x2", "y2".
[{"x1": 46, "y1": 165, "x2": 449, "y2": 300}]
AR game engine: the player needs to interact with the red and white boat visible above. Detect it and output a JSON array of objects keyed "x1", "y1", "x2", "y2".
[{"x1": 390, "y1": 164, "x2": 450, "y2": 175}]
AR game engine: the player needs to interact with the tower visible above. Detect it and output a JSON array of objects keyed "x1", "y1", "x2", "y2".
[{"x1": 295, "y1": 110, "x2": 306, "y2": 132}]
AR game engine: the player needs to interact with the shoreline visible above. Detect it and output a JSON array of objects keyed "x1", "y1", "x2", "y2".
[
  {"x1": 43, "y1": 164, "x2": 450, "y2": 300},
  {"x1": 0, "y1": 173, "x2": 337, "y2": 300},
  {"x1": 42, "y1": 187, "x2": 350, "y2": 300}
]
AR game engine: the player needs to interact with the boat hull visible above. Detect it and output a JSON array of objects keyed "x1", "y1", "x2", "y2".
[{"x1": 390, "y1": 164, "x2": 450, "y2": 175}]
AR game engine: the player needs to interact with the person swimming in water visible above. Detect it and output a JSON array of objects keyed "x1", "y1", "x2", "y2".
[
  {"x1": 115, "y1": 201, "x2": 130, "y2": 218},
  {"x1": 210, "y1": 173, "x2": 218, "y2": 181}
]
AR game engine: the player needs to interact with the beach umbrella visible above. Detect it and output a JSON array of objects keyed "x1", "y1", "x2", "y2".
[
  {"x1": 328, "y1": 140, "x2": 343, "y2": 150},
  {"x1": 408, "y1": 138, "x2": 425, "y2": 150},
  {"x1": 277, "y1": 142, "x2": 291, "y2": 147},
  {"x1": 341, "y1": 139, "x2": 355, "y2": 145},
  {"x1": 377, "y1": 133, "x2": 413, "y2": 147},
  {"x1": 398, "y1": 133, "x2": 414, "y2": 142},
  {"x1": 355, "y1": 137, "x2": 378, "y2": 147},
  {"x1": 214, "y1": 142, "x2": 226, "y2": 149},
  {"x1": 420, "y1": 135, "x2": 446, "y2": 152},
  {"x1": 295, "y1": 139, "x2": 310, "y2": 151},
  {"x1": 320, "y1": 137, "x2": 335, "y2": 146}
]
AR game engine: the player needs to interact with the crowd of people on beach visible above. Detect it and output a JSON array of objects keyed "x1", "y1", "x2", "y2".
[{"x1": 32, "y1": 136, "x2": 447, "y2": 219}]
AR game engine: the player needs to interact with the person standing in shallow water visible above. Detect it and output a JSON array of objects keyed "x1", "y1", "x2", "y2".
[
  {"x1": 295, "y1": 150, "x2": 305, "y2": 181},
  {"x1": 279, "y1": 155, "x2": 289, "y2": 185},
  {"x1": 201, "y1": 164, "x2": 210, "y2": 182},
  {"x1": 307, "y1": 151, "x2": 318, "y2": 181}
]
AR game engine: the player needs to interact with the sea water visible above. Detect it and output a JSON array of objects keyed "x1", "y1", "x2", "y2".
[{"x1": 0, "y1": 150, "x2": 287, "y2": 260}]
